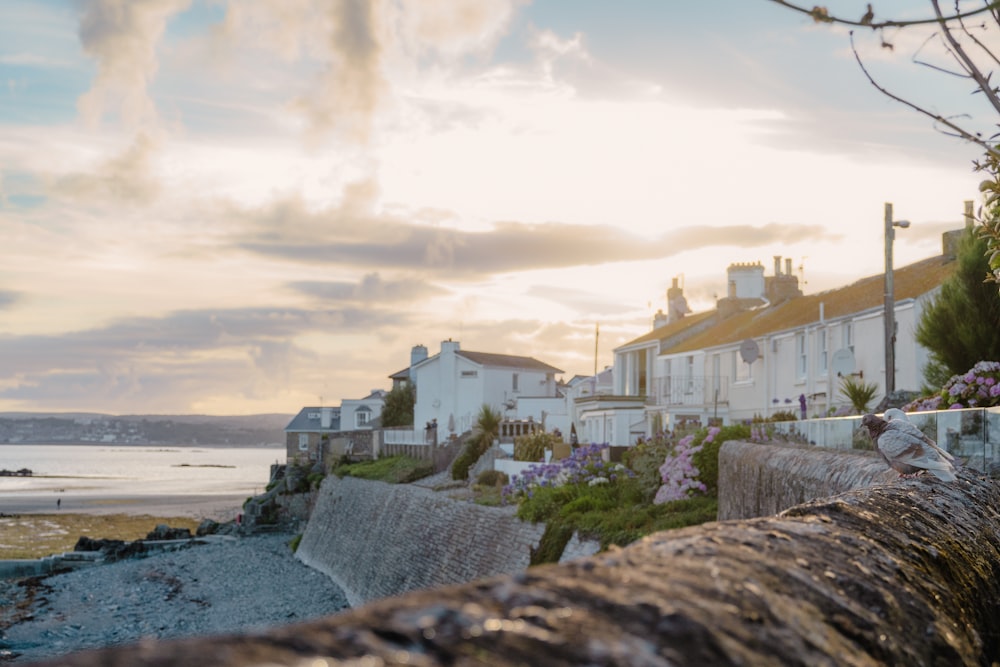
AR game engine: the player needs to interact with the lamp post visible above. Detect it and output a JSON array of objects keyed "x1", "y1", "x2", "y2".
[{"x1": 883, "y1": 202, "x2": 910, "y2": 396}]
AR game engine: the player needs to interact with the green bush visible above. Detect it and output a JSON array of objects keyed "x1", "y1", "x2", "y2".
[
  {"x1": 451, "y1": 434, "x2": 487, "y2": 481},
  {"x1": 690, "y1": 424, "x2": 750, "y2": 497},
  {"x1": 336, "y1": 455, "x2": 433, "y2": 483},
  {"x1": 288, "y1": 533, "x2": 302, "y2": 553},
  {"x1": 769, "y1": 410, "x2": 798, "y2": 422},
  {"x1": 513, "y1": 431, "x2": 559, "y2": 462},
  {"x1": 839, "y1": 375, "x2": 880, "y2": 414},
  {"x1": 623, "y1": 433, "x2": 678, "y2": 499},
  {"x1": 476, "y1": 469, "x2": 509, "y2": 487}
]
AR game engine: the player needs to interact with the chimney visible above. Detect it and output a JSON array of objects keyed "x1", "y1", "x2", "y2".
[
  {"x1": 653, "y1": 309, "x2": 667, "y2": 329},
  {"x1": 666, "y1": 276, "x2": 689, "y2": 323},
  {"x1": 785, "y1": 258, "x2": 793, "y2": 276},
  {"x1": 774, "y1": 256, "x2": 782, "y2": 276},
  {"x1": 728, "y1": 280, "x2": 736, "y2": 298},
  {"x1": 441, "y1": 339, "x2": 460, "y2": 355},
  {"x1": 410, "y1": 344, "x2": 428, "y2": 367},
  {"x1": 321, "y1": 407, "x2": 332, "y2": 429}
]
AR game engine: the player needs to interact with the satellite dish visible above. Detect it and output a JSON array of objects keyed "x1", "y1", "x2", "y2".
[
  {"x1": 739, "y1": 338, "x2": 760, "y2": 365},
  {"x1": 831, "y1": 348, "x2": 856, "y2": 376}
]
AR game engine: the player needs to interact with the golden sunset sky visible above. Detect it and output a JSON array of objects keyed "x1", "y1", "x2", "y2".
[{"x1": 0, "y1": 0, "x2": 990, "y2": 414}]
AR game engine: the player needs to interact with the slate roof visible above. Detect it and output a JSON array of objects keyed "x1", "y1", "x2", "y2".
[
  {"x1": 662, "y1": 254, "x2": 955, "y2": 355},
  {"x1": 284, "y1": 407, "x2": 341, "y2": 432},
  {"x1": 456, "y1": 350, "x2": 564, "y2": 374}
]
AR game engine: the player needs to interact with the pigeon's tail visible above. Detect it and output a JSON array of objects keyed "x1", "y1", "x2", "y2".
[{"x1": 928, "y1": 467, "x2": 958, "y2": 482}]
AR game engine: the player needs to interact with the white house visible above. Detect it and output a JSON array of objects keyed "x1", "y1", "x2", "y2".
[
  {"x1": 340, "y1": 389, "x2": 387, "y2": 431},
  {"x1": 410, "y1": 339, "x2": 564, "y2": 439},
  {"x1": 605, "y1": 230, "x2": 965, "y2": 444}
]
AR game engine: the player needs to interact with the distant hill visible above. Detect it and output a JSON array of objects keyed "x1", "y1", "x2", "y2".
[{"x1": 0, "y1": 413, "x2": 294, "y2": 446}]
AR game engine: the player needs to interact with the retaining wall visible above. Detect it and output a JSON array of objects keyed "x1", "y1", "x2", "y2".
[{"x1": 294, "y1": 475, "x2": 599, "y2": 607}]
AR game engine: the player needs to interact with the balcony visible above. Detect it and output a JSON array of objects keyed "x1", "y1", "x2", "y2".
[{"x1": 653, "y1": 376, "x2": 729, "y2": 407}]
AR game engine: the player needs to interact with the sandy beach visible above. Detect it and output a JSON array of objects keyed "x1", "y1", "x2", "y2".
[{"x1": 0, "y1": 493, "x2": 248, "y2": 522}]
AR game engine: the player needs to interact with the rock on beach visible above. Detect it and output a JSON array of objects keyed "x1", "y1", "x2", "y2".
[{"x1": 0, "y1": 531, "x2": 349, "y2": 664}]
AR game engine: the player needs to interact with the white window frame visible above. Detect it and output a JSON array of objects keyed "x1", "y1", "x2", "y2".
[
  {"x1": 819, "y1": 329, "x2": 828, "y2": 374},
  {"x1": 298, "y1": 433, "x2": 309, "y2": 451},
  {"x1": 796, "y1": 332, "x2": 807, "y2": 379},
  {"x1": 356, "y1": 411, "x2": 371, "y2": 427}
]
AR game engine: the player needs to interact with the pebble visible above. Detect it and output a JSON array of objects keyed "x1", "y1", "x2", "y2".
[{"x1": 0, "y1": 531, "x2": 349, "y2": 663}]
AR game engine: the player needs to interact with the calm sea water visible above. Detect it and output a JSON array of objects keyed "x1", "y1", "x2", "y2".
[{"x1": 0, "y1": 444, "x2": 284, "y2": 498}]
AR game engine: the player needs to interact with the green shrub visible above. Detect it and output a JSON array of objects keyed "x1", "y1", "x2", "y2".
[
  {"x1": 529, "y1": 523, "x2": 574, "y2": 566},
  {"x1": 476, "y1": 469, "x2": 509, "y2": 487},
  {"x1": 513, "y1": 431, "x2": 559, "y2": 462},
  {"x1": 839, "y1": 375, "x2": 880, "y2": 414},
  {"x1": 624, "y1": 433, "x2": 678, "y2": 499},
  {"x1": 451, "y1": 434, "x2": 487, "y2": 480},
  {"x1": 769, "y1": 410, "x2": 798, "y2": 422},
  {"x1": 288, "y1": 533, "x2": 302, "y2": 553},
  {"x1": 336, "y1": 455, "x2": 433, "y2": 483},
  {"x1": 690, "y1": 424, "x2": 750, "y2": 497}
]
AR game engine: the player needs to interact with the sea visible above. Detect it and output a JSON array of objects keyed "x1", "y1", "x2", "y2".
[{"x1": 0, "y1": 443, "x2": 284, "y2": 502}]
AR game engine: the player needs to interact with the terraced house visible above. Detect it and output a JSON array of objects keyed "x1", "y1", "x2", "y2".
[{"x1": 598, "y1": 226, "x2": 966, "y2": 443}]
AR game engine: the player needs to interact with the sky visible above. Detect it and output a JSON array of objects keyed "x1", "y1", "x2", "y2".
[{"x1": 0, "y1": 0, "x2": 995, "y2": 415}]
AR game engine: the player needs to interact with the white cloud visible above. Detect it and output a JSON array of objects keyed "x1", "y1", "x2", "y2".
[{"x1": 76, "y1": 0, "x2": 191, "y2": 129}]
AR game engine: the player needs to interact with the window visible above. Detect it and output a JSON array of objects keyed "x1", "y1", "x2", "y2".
[
  {"x1": 843, "y1": 322, "x2": 855, "y2": 354},
  {"x1": 796, "y1": 332, "x2": 807, "y2": 378},
  {"x1": 460, "y1": 370, "x2": 478, "y2": 378},
  {"x1": 712, "y1": 354, "x2": 721, "y2": 392},
  {"x1": 736, "y1": 356, "x2": 752, "y2": 382},
  {"x1": 819, "y1": 329, "x2": 828, "y2": 374},
  {"x1": 686, "y1": 355, "x2": 695, "y2": 391},
  {"x1": 512, "y1": 373, "x2": 519, "y2": 391},
  {"x1": 298, "y1": 434, "x2": 309, "y2": 451},
  {"x1": 356, "y1": 411, "x2": 371, "y2": 427}
]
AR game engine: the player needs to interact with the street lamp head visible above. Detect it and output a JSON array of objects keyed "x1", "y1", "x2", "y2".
[{"x1": 894, "y1": 220, "x2": 911, "y2": 229}]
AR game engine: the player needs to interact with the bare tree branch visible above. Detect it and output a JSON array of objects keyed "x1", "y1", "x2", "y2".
[
  {"x1": 767, "y1": 0, "x2": 1000, "y2": 28},
  {"x1": 848, "y1": 30, "x2": 1000, "y2": 158}
]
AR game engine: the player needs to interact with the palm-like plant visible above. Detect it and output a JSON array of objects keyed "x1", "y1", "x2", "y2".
[
  {"x1": 472, "y1": 404, "x2": 503, "y2": 446},
  {"x1": 838, "y1": 376, "x2": 880, "y2": 415}
]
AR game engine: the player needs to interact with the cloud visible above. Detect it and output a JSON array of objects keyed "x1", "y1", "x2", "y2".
[
  {"x1": 49, "y1": 132, "x2": 162, "y2": 205},
  {"x1": 76, "y1": 0, "x2": 191, "y2": 128},
  {"x1": 0, "y1": 304, "x2": 407, "y2": 411},
  {"x1": 525, "y1": 285, "x2": 637, "y2": 317},
  {"x1": 0, "y1": 290, "x2": 19, "y2": 309},
  {"x1": 288, "y1": 273, "x2": 445, "y2": 303},
  {"x1": 232, "y1": 193, "x2": 840, "y2": 277}
]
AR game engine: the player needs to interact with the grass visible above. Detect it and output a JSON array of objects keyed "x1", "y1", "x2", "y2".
[
  {"x1": 333, "y1": 455, "x2": 433, "y2": 484},
  {"x1": 0, "y1": 514, "x2": 202, "y2": 559}
]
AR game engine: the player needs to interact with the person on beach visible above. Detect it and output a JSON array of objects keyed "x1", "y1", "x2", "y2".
[{"x1": 57, "y1": 498, "x2": 61, "y2": 509}]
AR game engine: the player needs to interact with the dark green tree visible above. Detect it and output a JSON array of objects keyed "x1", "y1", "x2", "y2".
[
  {"x1": 380, "y1": 382, "x2": 415, "y2": 427},
  {"x1": 916, "y1": 228, "x2": 1000, "y2": 389}
]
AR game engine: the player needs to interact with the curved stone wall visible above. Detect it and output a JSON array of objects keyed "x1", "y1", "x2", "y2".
[
  {"x1": 718, "y1": 440, "x2": 898, "y2": 520},
  {"x1": 294, "y1": 475, "x2": 598, "y2": 607},
  {"x1": 41, "y1": 468, "x2": 1000, "y2": 666}
]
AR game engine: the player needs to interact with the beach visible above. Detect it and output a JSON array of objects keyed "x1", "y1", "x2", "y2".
[
  {"x1": 1, "y1": 492, "x2": 248, "y2": 521},
  {"x1": 0, "y1": 530, "x2": 350, "y2": 664}
]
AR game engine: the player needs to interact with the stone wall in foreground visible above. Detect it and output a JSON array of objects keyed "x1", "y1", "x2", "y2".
[
  {"x1": 40, "y1": 468, "x2": 1000, "y2": 666},
  {"x1": 294, "y1": 475, "x2": 599, "y2": 607}
]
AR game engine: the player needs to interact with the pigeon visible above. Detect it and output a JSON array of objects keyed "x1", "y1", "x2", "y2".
[
  {"x1": 883, "y1": 408, "x2": 908, "y2": 423},
  {"x1": 861, "y1": 413, "x2": 957, "y2": 482}
]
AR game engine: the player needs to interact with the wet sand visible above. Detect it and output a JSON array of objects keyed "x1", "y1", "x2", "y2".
[{"x1": 0, "y1": 493, "x2": 247, "y2": 521}]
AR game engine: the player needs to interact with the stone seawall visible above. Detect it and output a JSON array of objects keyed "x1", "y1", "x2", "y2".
[
  {"x1": 295, "y1": 475, "x2": 598, "y2": 607},
  {"x1": 718, "y1": 440, "x2": 898, "y2": 520}
]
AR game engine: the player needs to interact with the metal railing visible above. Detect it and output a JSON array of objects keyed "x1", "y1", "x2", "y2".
[{"x1": 652, "y1": 376, "x2": 729, "y2": 407}]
